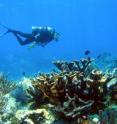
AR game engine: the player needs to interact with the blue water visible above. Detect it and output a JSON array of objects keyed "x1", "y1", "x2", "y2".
[{"x1": 0, "y1": 0, "x2": 117, "y2": 79}]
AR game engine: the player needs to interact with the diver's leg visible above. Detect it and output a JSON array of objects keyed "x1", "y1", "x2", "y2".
[
  {"x1": 10, "y1": 30, "x2": 32, "y2": 38},
  {"x1": 13, "y1": 33, "x2": 32, "y2": 45}
]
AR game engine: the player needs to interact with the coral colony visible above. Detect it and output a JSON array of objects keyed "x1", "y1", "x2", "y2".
[{"x1": 0, "y1": 57, "x2": 117, "y2": 124}]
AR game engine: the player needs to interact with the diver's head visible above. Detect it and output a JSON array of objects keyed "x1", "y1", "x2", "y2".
[
  {"x1": 47, "y1": 28, "x2": 59, "y2": 41},
  {"x1": 53, "y1": 32, "x2": 59, "y2": 41},
  {"x1": 42, "y1": 27, "x2": 60, "y2": 41}
]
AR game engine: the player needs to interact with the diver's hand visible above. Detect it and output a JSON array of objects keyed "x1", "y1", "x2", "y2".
[
  {"x1": 54, "y1": 32, "x2": 59, "y2": 41},
  {"x1": 28, "y1": 41, "x2": 37, "y2": 49}
]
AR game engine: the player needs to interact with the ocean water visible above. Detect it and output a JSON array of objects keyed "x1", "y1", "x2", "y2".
[{"x1": 0, "y1": 0, "x2": 117, "y2": 80}]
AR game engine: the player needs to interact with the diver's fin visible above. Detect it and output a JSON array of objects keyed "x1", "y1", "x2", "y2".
[
  {"x1": 0, "y1": 30, "x2": 11, "y2": 37},
  {"x1": 0, "y1": 23, "x2": 12, "y2": 37},
  {"x1": 0, "y1": 23, "x2": 10, "y2": 30}
]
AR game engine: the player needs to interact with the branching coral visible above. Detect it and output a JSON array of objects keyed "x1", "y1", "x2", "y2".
[
  {"x1": 110, "y1": 81, "x2": 117, "y2": 104},
  {"x1": 0, "y1": 94, "x2": 7, "y2": 114},
  {"x1": 26, "y1": 58, "x2": 116, "y2": 121},
  {"x1": 27, "y1": 85, "x2": 47, "y2": 109},
  {"x1": 0, "y1": 72, "x2": 17, "y2": 95},
  {"x1": 53, "y1": 57, "x2": 92, "y2": 72},
  {"x1": 0, "y1": 72, "x2": 18, "y2": 120}
]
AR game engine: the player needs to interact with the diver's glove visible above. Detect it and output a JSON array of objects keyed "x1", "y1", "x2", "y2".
[
  {"x1": 54, "y1": 32, "x2": 59, "y2": 41},
  {"x1": 28, "y1": 41, "x2": 37, "y2": 49}
]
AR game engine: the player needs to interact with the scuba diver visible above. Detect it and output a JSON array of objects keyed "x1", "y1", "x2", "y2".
[{"x1": 0, "y1": 24, "x2": 59, "y2": 48}]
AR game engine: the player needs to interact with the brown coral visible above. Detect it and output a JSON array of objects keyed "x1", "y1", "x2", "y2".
[{"x1": 27, "y1": 58, "x2": 116, "y2": 120}]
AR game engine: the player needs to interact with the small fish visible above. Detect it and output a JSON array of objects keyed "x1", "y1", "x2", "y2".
[
  {"x1": 114, "y1": 59, "x2": 117, "y2": 63},
  {"x1": 84, "y1": 50, "x2": 90, "y2": 55},
  {"x1": 22, "y1": 72, "x2": 26, "y2": 76},
  {"x1": 97, "y1": 55, "x2": 101, "y2": 59}
]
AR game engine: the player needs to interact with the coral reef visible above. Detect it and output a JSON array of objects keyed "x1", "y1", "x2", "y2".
[
  {"x1": 0, "y1": 72, "x2": 17, "y2": 95},
  {"x1": 0, "y1": 72, "x2": 18, "y2": 123},
  {"x1": 12, "y1": 109, "x2": 55, "y2": 124},
  {"x1": 0, "y1": 95, "x2": 18, "y2": 124},
  {"x1": 0, "y1": 94, "x2": 7, "y2": 114},
  {"x1": 27, "y1": 58, "x2": 117, "y2": 121},
  {"x1": 0, "y1": 57, "x2": 117, "y2": 124},
  {"x1": 53, "y1": 57, "x2": 92, "y2": 72}
]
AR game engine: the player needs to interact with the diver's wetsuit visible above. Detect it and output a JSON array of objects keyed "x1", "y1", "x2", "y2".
[
  {"x1": 12, "y1": 30, "x2": 34, "y2": 45},
  {"x1": 10, "y1": 26, "x2": 58, "y2": 46}
]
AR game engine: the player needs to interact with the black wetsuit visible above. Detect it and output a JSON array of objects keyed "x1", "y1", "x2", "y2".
[{"x1": 10, "y1": 27, "x2": 57, "y2": 46}]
